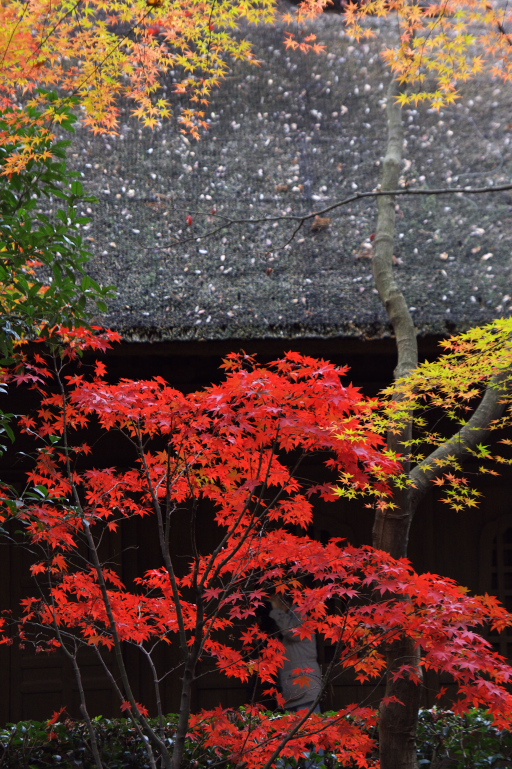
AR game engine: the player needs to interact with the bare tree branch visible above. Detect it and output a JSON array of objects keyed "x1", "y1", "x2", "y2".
[{"x1": 148, "y1": 181, "x2": 512, "y2": 250}]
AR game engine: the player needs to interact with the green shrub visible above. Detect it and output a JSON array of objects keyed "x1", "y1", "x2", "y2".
[
  {"x1": 0, "y1": 716, "x2": 179, "y2": 769},
  {"x1": 417, "y1": 708, "x2": 512, "y2": 769}
]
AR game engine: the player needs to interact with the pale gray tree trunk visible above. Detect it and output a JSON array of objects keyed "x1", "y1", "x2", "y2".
[
  {"x1": 371, "y1": 78, "x2": 509, "y2": 769},
  {"x1": 371, "y1": 78, "x2": 422, "y2": 769}
]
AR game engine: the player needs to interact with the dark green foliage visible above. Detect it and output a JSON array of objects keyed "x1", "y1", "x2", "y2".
[
  {"x1": 0, "y1": 93, "x2": 114, "y2": 363},
  {"x1": 0, "y1": 94, "x2": 115, "y2": 457},
  {"x1": 417, "y1": 708, "x2": 512, "y2": 769},
  {"x1": 0, "y1": 716, "x2": 179, "y2": 769}
]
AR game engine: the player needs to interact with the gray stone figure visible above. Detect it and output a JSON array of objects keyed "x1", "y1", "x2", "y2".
[{"x1": 269, "y1": 594, "x2": 322, "y2": 713}]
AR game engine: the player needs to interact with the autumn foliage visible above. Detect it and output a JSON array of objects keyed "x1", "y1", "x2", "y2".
[
  {"x1": 0, "y1": 328, "x2": 511, "y2": 768},
  {"x1": 0, "y1": 0, "x2": 510, "y2": 166},
  {"x1": 0, "y1": 0, "x2": 334, "y2": 170},
  {"x1": 340, "y1": 0, "x2": 512, "y2": 108},
  {"x1": 380, "y1": 319, "x2": 512, "y2": 512},
  {"x1": 0, "y1": 0, "x2": 280, "y2": 133}
]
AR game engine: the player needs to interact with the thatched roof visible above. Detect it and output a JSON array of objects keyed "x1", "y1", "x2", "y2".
[{"x1": 67, "y1": 13, "x2": 512, "y2": 343}]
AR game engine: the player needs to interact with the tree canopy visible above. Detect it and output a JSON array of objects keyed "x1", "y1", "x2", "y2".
[{"x1": 0, "y1": 0, "x2": 511, "y2": 166}]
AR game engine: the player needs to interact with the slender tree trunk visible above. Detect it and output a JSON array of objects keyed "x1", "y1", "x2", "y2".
[
  {"x1": 171, "y1": 647, "x2": 201, "y2": 769},
  {"x1": 371, "y1": 76, "x2": 422, "y2": 769},
  {"x1": 370, "y1": 77, "x2": 511, "y2": 769},
  {"x1": 371, "y1": 76, "x2": 418, "y2": 561},
  {"x1": 379, "y1": 638, "x2": 422, "y2": 769}
]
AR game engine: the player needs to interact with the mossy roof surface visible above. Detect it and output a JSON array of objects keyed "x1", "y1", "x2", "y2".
[{"x1": 67, "y1": 13, "x2": 512, "y2": 342}]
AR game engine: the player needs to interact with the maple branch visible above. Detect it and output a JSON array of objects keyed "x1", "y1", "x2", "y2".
[
  {"x1": 0, "y1": 1, "x2": 30, "y2": 68},
  {"x1": 131, "y1": 422, "x2": 299, "y2": 764},
  {"x1": 202, "y1": 444, "x2": 306, "y2": 593},
  {"x1": 32, "y1": 0, "x2": 83, "y2": 69},
  {"x1": 138, "y1": 643, "x2": 166, "y2": 734},
  {"x1": 496, "y1": 16, "x2": 512, "y2": 47},
  {"x1": 198, "y1": 439, "x2": 277, "y2": 590},
  {"x1": 135, "y1": 427, "x2": 189, "y2": 657},
  {"x1": 82, "y1": 519, "x2": 170, "y2": 768},
  {"x1": 173, "y1": 609, "x2": 205, "y2": 769},
  {"x1": 372, "y1": 79, "x2": 417, "y2": 385},
  {"x1": 187, "y1": 466, "x2": 281, "y2": 667},
  {"x1": 409, "y1": 372, "x2": 511, "y2": 514},
  {"x1": 69, "y1": 6, "x2": 156, "y2": 99},
  {"x1": 49, "y1": 621, "x2": 105, "y2": 769},
  {"x1": 47, "y1": 367, "x2": 171, "y2": 768},
  {"x1": 164, "y1": 448, "x2": 174, "y2": 553},
  {"x1": 166, "y1": 436, "x2": 310, "y2": 764},
  {"x1": 254, "y1": 704, "x2": 324, "y2": 769}
]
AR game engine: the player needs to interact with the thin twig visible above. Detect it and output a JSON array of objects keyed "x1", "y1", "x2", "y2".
[{"x1": 150, "y1": 181, "x2": 512, "y2": 249}]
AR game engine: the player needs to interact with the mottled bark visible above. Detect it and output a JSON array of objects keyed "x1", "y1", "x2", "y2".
[
  {"x1": 370, "y1": 78, "x2": 421, "y2": 769},
  {"x1": 371, "y1": 78, "x2": 418, "y2": 561},
  {"x1": 372, "y1": 80, "x2": 418, "y2": 387}
]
